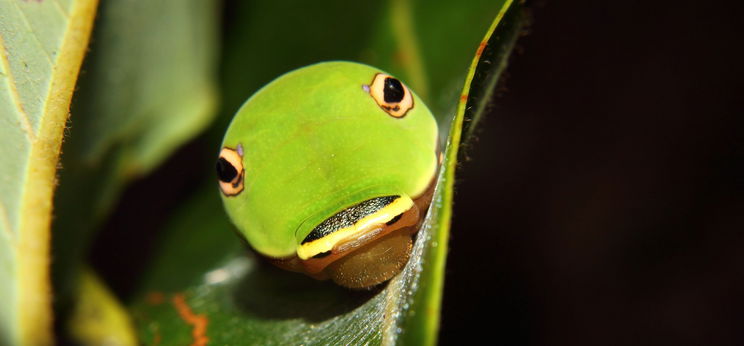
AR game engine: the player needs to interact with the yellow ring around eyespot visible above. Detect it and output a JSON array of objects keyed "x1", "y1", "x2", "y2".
[
  {"x1": 218, "y1": 146, "x2": 245, "y2": 196},
  {"x1": 368, "y1": 73, "x2": 414, "y2": 118},
  {"x1": 296, "y1": 196, "x2": 415, "y2": 260}
]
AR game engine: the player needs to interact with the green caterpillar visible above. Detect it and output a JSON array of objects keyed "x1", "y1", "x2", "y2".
[{"x1": 217, "y1": 61, "x2": 439, "y2": 288}]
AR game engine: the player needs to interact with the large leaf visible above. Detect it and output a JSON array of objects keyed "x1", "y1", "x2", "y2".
[
  {"x1": 51, "y1": 0, "x2": 219, "y2": 318},
  {"x1": 0, "y1": 0, "x2": 97, "y2": 344},
  {"x1": 214, "y1": 0, "x2": 504, "y2": 140},
  {"x1": 128, "y1": 1, "x2": 524, "y2": 344},
  {"x1": 400, "y1": 3, "x2": 525, "y2": 343}
]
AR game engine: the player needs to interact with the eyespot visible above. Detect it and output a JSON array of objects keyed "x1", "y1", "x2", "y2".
[
  {"x1": 366, "y1": 73, "x2": 414, "y2": 118},
  {"x1": 216, "y1": 145, "x2": 244, "y2": 196}
]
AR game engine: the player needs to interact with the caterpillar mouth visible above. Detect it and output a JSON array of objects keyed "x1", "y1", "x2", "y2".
[
  {"x1": 269, "y1": 177, "x2": 437, "y2": 288},
  {"x1": 300, "y1": 196, "x2": 420, "y2": 288},
  {"x1": 268, "y1": 195, "x2": 420, "y2": 288}
]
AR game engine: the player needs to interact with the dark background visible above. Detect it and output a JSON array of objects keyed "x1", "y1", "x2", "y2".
[
  {"x1": 441, "y1": 1, "x2": 744, "y2": 345},
  {"x1": 86, "y1": 1, "x2": 744, "y2": 345}
]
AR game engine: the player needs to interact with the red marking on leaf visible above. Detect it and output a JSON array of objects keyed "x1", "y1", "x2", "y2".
[
  {"x1": 460, "y1": 94, "x2": 469, "y2": 103},
  {"x1": 476, "y1": 40, "x2": 488, "y2": 58},
  {"x1": 172, "y1": 293, "x2": 209, "y2": 346}
]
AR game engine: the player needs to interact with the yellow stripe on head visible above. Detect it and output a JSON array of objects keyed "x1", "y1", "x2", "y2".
[{"x1": 296, "y1": 196, "x2": 414, "y2": 260}]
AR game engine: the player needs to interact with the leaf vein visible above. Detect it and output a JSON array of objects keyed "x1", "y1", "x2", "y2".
[
  {"x1": 51, "y1": 0, "x2": 70, "y2": 19},
  {"x1": 0, "y1": 32, "x2": 35, "y2": 142},
  {"x1": 0, "y1": 201, "x2": 14, "y2": 243},
  {"x1": 9, "y1": 0, "x2": 55, "y2": 65}
]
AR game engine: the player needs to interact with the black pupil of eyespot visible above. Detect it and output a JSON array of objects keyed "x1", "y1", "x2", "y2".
[
  {"x1": 216, "y1": 157, "x2": 238, "y2": 182},
  {"x1": 383, "y1": 77, "x2": 405, "y2": 103}
]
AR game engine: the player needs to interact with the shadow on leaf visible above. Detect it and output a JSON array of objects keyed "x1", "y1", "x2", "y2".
[{"x1": 230, "y1": 260, "x2": 380, "y2": 322}]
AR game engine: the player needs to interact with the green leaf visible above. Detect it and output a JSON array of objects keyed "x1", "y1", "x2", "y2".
[
  {"x1": 128, "y1": 1, "x2": 525, "y2": 344},
  {"x1": 0, "y1": 0, "x2": 97, "y2": 344},
  {"x1": 399, "y1": 3, "x2": 525, "y2": 343},
  {"x1": 68, "y1": 0, "x2": 219, "y2": 174},
  {"x1": 67, "y1": 268, "x2": 137, "y2": 346},
  {"x1": 51, "y1": 0, "x2": 220, "y2": 316}
]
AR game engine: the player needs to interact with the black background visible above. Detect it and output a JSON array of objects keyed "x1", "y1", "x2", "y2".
[
  {"x1": 87, "y1": 1, "x2": 744, "y2": 345},
  {"x1": 441, "y1": 1, "x2": 744, "y2": 345}
]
